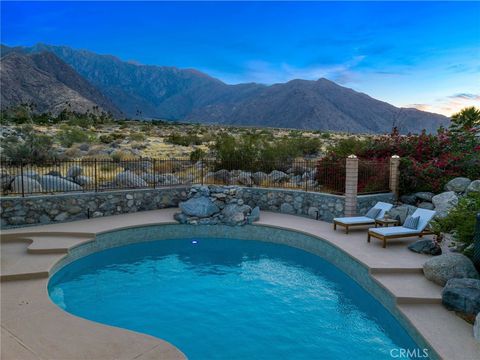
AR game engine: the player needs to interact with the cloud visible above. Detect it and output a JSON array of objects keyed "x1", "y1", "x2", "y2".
[{"x1": 407, "y1": 93, "x2": 480, "y2": 116}]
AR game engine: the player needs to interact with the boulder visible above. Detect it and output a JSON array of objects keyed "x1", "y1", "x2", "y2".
[
  {"x1": 423, "y1": 253, "x2": 479, "y2": 286},
  {"x1": 158, "y1": 173, "x2": 180, "y2": 185},
  {"x1": 124, "y1": 160, "x2": 152, "y2": 172},
  {"x1": 269, "y1": 170, "x2": 288, "y2": 183},
  {"x1": 1, "y1": 172, "x2": 13, "y2": 191},
  {"x1": 432, "y1": 191, "x2": 458, "y2": 218},
  {"x1": 114, "y1": 171, "x2": 148, "y2": 188},
  {"x1": 74, "y1": 175, "x2": 93, "y2": 186},
  {"x1": 221, "y1": 203, "x2": 251, "y2": 225},
  {"x1": 400, "y1": 194, "x2": 417, "y2": 205},
  {"x1": 140, "y1": 173, "x2": 156, "y2": 183},
  {"x1": 252, "y1": 172, "x2": 267, "y2": 185},
  {"x1": 214, "y1": 169, "x2": 231, "y2": 183},
  {"x1": 418, "y1": 202, "x2": 435, "y2": 210},
  {"x1": 474, "y1": 313, "x2": 480, "y2": 341},
  {"x1": 247, "y1": 206, "x2": 260, "y2": 224},
  {"x1": 23, "y1": 170, "x2": 39, "y2": 180},
  {"x1": 173, "y1": 212, "x2": 188, "y2": 224},
  {"x1": 386, "y1": 205, "x2": 417, "y2": 224},
  {"x1": 466, "y1": 180, "x2": 480, "y2": 194},
  {"x1": 415, "y1": 192, "x2": 435, "y2": 202},
  {"x1": 442, "y1": 278, "x2": 480, "y2": 315},
  {"x1": 66, "y1": 165, "x2": 83, "y2": 178},
  {"x1": 180, "y1": 196, "x2": 219, "y2": 218},
  {"x1": 408, "y1": 239, "x2": 441, "y2": 255},
  {"x1": 445, "y1": 177, "x2": 472, "y2": 193},
  {"x1": 237, "y1": 171, "x2": 253, "y2": 186},
  {"x1": 38, "y1": 175, "x2": 82, "y2": 192},
  {"x1": 11, "y1": 176, "x2": 43, "y2": 194},
  {"x1": 46, "y1": 170, "x2": 62, "y2": 177}
]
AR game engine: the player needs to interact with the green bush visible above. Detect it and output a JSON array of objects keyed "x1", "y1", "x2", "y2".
[
  {"x1": 129, "y1": 132, "x2": 146, "y2": 142},
  {"x1": 166, "y1": 132, "x2": 203, "y2": 146},
  {"x1": 1, "y1": 125, "x2": 56, "y2": 163},
  {"x1": 190, "y1": 148, "x2": 206, "y2": 162},
  {"x1": 99, "y1": 132, "x2": 126, "y2": 144},
  {"x1": 431, "y1": 192, "x2": 480, "y2": 256},
  {"x1": 57, "y1": 125, "x2": 96, "y2": 147}
]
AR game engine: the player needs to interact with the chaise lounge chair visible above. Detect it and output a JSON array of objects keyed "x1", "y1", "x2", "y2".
[
  {"x1": 333, "y1": 202, "x2": 393, "y2": 234},
  {"x1": 367, "y1": 208, "x2": 436, "y2": 248}
]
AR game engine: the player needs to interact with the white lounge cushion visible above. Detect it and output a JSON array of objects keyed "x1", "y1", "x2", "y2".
[
  {"x1": 334, "y1": 216, "x2": 375, "y2": 224},
  {"x1": 369, "y1": 226, "x2": 420, "y2": 236}
]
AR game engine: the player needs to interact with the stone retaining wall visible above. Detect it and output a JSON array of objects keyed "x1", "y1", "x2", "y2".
[{"x1": 0, "y1": 186, "x2": 394, "y2": 228}]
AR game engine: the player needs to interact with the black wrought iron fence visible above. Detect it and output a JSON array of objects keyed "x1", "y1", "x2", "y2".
[{"x1": 0, "y1": 157, "x2": 360, "y2": 197}]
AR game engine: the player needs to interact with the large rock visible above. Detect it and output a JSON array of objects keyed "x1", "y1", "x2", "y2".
[
  {"x1": 432, "y1": 191, "x2": 458, "y2": 218},
  {"x1": 114, "y1": 171, "x2": 148, "y2": 188},
  {"x1": 474, "y1": 313, "x2": 480, "y2": 341},
  {"x1": 221, "y1": 203, "x2": 251, "y2": 225},
  {"x1": 269, "y1": 170, "x2": 288, "y2": 183},
  {"x1": 237, "y1": 171, "x2": 253, "y2": 186},
  {"x1": 214, "y1": 169, "x2": 230, "y2": 183},
  {"x1": 400, "y1": 194, "x2": 417, "y2": 205},
  {"x1": 408, "y1": 239, "x2": 441, "y2": 255},
  {"x1": 386, "y1": 205, "x2": 417, "y2": 224},
  {"x1": 158, "y1": 173, "x2": 180, "y2": 185},
  {"x1": 252, "y1": 172, "x2": 267, "y2": 185},
  {"x1": 418, "y1": 202, "x2": 435, "y2": 210},
  {"x1": 66, "y1": 165, "x2": 83, "y2": 178},
  {"x1": 11, "y1": 176, "x2": 43, "y2": 194},
  {"x1": 466, "y1": 180, "x2": 480, "y2": 194},
  {"x1": 180, "y1": 196, "x2": 219, "y2": 218},
  {"x1": 124, "y1": 160, "x2": 152, "y2": 172},
  {"x1": 38, "y1": 175, "x2": 82, "y2": 192},
  {"x1": 423, "y1": 253, "x2": 479, "y2": 286},
  {"x1": 445, "y1": 177, "x2": 472, "y2": 193},
  {"x1": 23, "y1": 170, "x2": 39, "y2": 180},
  {"x1": 442, "y1": 278, "x2": 480, "y2": 315},
  {"x1": 74, "y1": 175, "x2": 92, "y2": 186},
  {"x1": 247, "y1": 206, "x2": 260, "y2": 224},
  {"x1": 415, "y1": 192, "x2": 435, "y2": 202}
]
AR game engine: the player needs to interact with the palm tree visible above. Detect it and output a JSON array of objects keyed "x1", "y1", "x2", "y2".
[{"x1": 450, "y1": 106, "x2": 480, "y2": 132}]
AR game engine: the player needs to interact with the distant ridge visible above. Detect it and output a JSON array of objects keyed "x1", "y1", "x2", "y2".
[{"x1": 1, "y1": 43, "x2": 449, "y2": 133}]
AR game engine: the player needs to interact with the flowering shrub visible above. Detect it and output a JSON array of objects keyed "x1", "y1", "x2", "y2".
[{"x1": 318, "y1": 107, "x2": 480, "y2": 194}]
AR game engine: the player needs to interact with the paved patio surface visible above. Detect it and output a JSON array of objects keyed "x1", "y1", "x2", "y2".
[{"x1": 1, "y1": 209, "x2": 479, "y2": 360}]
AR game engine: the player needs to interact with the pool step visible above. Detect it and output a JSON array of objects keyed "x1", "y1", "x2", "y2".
[{"x1": 372, "y1": 272, "x2": 442, "y2": 304}]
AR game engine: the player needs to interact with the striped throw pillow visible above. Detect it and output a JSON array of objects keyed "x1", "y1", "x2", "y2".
[
  {"x1": 365, "y1": 207, "x2": 381, "y2": 219},
  {"x1": 404, "y1": 215, "x2": 420, "y2": 229}
]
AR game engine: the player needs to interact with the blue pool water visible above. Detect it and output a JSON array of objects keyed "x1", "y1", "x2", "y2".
[{"x1": 49, "y1": 238, "x2": 421, "y2": 359}]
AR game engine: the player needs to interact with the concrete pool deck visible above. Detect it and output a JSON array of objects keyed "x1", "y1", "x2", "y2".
[{"x1": 1, "y1": 209, "x2": 479, "y2": 360}]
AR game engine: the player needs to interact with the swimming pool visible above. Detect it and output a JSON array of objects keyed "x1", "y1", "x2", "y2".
[{"x1": 48, "y1": 236, "x2": 423, "y2": 359}]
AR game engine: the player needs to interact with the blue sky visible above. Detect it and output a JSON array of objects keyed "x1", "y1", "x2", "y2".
[{"x1": 2, "y1": 1, "x2": 479, "y2": 116}]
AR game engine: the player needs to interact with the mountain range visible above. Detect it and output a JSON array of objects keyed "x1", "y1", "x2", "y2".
[{"x1": 0, "y1": 43, "x2": 449, "y2": 133}]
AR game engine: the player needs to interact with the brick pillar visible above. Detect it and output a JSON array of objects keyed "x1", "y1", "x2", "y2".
[
  {"x1": 389, "y1": 155, "x2": 400, "y2": 199},
  {"x1": 344, "y1": 155, "x2": 358, "y2": 217}
]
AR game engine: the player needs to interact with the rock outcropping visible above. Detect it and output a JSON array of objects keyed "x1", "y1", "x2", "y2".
[{"x1": 174, "y1": 185, "x2": 260, "y2": 226}]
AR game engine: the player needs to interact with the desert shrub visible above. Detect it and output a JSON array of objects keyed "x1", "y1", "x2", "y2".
[
  {"x1": 190, "y1": 148, "x2": 206, "y2": 162},
  {"x1": 99, "y1": 133, "x2": 126, "y2": 144},
  {"x1": 431, "y1": 192, "x2": 480, "y2": 257},
  {"x1": 166, "y1": 132, "x2": 203, "y2": 146},
  {"x1": 110, "y1": 151, "x2": 136, "y2": 162},
  {"x1": 129, "y1": 132, "x2": 146, "y2": 142},
  {"x1": 321, "y1": 132, "x2": 331, "y2": 139},
  {"x1": 57, "y1": 125, "x2": 96, "y2": 147},
  {"x1": 1, "y1": 125, "x2": 56, "y2": 163}
]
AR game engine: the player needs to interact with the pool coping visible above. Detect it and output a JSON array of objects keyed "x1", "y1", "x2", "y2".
[{"x1": 1, "y1": 209, "x2": 479, "y2": 360}]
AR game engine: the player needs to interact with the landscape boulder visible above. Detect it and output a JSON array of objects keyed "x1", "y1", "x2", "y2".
[
  {"x1": 400, "y1": 194, "x2": 417, "y2": 205},
  {"x1": 444, "y1": 177, "x2": 472, "y2": 193},
  {"x1": 46, "y1": 170, "x2": 62, "y2": 177},
  {"x1": 237, "y1": 171, "x2": 253, "y2": 186},
  {"x1": 23, "y1": 170, "x2": 39, "y2": 180},
  {"x1": 474, "y1": 313, "x2": 480, "y2": 341},
  {"x1": 180, "y1": 196, "x2": 219, "y2": 218},
  {"x1": 423, "y1": 253, "x2": 480, "y2": 286},
  {"x1": 415, "y1": 192, "x2": 435, "y2": 202},
  {"x1": 38, "y1": 175, "x2": 82, "y2": 192},
  {"x1": 114, "y1": 171, "x2": 148, "y2": 188},
  {"x1": 74, "y1": 175, "x2": 93, "y2": 187},
  {"x1": 247, "y1": 206, "x2": 260, "y2": 224},
  {"x1": 432, "y1": 191, "x2": 458, "y2": 218},
  {"x1": 252, "y1": 172, "x2": 267, "y2": 185},
  {"x1": 221, "y1": 203, "x2": 251, "y2": 225},
  {"x1": 11, "y1": 176, "x2": 43, "y2": 194},
  {"x1": 441, "y1": 278, "x2": 480, "y2": 315},
  {"x1": 417, "y1": 202, "x2": 435, "y2": 210},
  {"x1": 408, "y1": 239, "x2": 441, "y2": 255},
  {"x1": 386, "y1": 205, "x2": 417, "y2": 224},
  {"x1": 158, "y1": 173, "x2": 180, "y2": 185},
  {"x1": 466, "y1": 180, "x2": 480, "y2": 194},
  {"x1": 66, "y1": 165, "x2": 83, "y2": 178},
  {"x1": 269, "y1": 170, "x2": 288, "y2": 183},
  {"x1": 214, "y1": 169, "x2": 231, "y2": 183}
]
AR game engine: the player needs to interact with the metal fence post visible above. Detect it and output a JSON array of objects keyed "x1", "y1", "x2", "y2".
[
  {"x1": 201, "y1": 158, "x2": 204, "y2": 185},
  {"x1": 94, "y1": 159, "x2": 98, "y2": 192},
  {"x1": 20, "y1": 161, "x2": 25, "y2": 197},
  {"x1": 153, "y1": 158, "x2": 156, "y2": 189}
]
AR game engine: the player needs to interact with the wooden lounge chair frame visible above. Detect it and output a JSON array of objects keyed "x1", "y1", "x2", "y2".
[
  {"x1": 367, "y1": 229, "x2": 434, "y2": 248},
  {"x1": 333, "y1": 219, "x2": 374, "y2": 234}
]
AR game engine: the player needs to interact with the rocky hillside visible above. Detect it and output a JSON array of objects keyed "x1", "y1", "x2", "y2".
[
  {"x1": 0, "y1": 50, "x2": 120, "y2": 116},
  {"x1": 2, "y1": 43, "x2": 449, "y2": 133}
]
